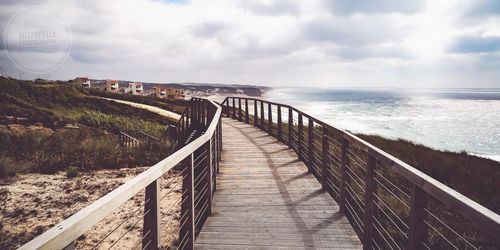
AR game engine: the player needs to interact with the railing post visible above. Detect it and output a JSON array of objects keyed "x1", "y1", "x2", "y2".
[
  {"x1": 253, "y1": 100, "x2": 258, "y2": 127},
  {"x1": 203, "y1": 100, "x2": 207, "y2": 126},
  {"x1": 298, "y1": 113, "x2": 304, "y2": 161},
  {"x1": 232, "y1": 97, "x2": 236, "y2": 119},
  {"x1": 321, "y1": 129, "x2": 329, "y2": 191},
  {"x1": 409, "y1": 185, "x2": 428, "y2": 250},
  {"x1": 187, "y1": 107, "x2": 191, "y2": 129},
  {"x1": 143, "y1": 179, "x2": 160, "y2": 250},
  {"x1": 200, "y1": 100, "x2": 203, "y2": 126},
  {"x1": 205, "y1": 140, "x2": 213, "y2": 215},
  {"x1": 245, "y1": 99, "x2": 249, "y2": 124},
  {"x1": 277, "y1": 105, "x2": 282, "y2": 141},
  {"x1": 197, "y1": 100, "x2": 202, "y2": 125},
  {"x1": 260, "y1": 101, "x2": 264, "y2": 131},
  {"x1": 191, "y1": 101, "x2": 196, "y2": 125},
  {"x1": 238, "y1": 98, "x2": 242, "y2": 121},
  {"x1": 364, "y1": 154, "x2": 376, "y2": 250},
  {"x1": 268, "y1": 103, "x2": 272, "y2": 135},
  {"x1": 308, "y1": 119, "x2": 313, "y2": 167},
  {"x1": 63, "y1": 242, "x2": 75, "y2": 250},
  {"x1": 219, "y1": 117, "x2": 223, "y2": 154},
  {"x1": 340, "y1": 136, "x2": 348, "y2": 214},
  {"x1": 288, "y1": 108, "x2": 293, "y2": 147},
  {"x1": 180, "y1": 154, "x2": 195, "y2": 249}
]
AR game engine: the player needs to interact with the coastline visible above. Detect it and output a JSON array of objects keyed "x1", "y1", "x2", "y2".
[
  {"x1": 263, "y1": 87, "x2": 500, "y2": 163},
  {"x1": 204, "y1": 89, "x2": 500, "y2": 163}
]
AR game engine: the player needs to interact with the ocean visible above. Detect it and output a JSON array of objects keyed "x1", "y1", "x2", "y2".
[{"x1": 264, "y1": 88, "x2": 500, "y2": 162}]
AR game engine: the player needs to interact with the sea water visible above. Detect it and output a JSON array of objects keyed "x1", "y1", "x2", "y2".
[{"x1": 265, "y1": 88, "x2": 500, "y2": 162}]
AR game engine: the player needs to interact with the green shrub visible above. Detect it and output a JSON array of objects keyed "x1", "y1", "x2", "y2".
[
  {"x1": 0, "y1": 128, "x2": 174, "y2": 177},
  {"x1": 65, "y1": 166, "x2": 78, "y2": 178}
]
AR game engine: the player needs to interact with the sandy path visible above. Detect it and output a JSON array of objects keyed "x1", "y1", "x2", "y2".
[{"x1": 100, "y1": 98, "x2": 181, "y2": 121}]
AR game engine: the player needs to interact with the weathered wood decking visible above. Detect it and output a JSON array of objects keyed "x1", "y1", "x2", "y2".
[{"x1": 196, "y1": 118, "x2": 362, "y2": 249}]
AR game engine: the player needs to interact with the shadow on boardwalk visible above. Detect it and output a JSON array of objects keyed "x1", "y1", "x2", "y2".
[{"x1": 195, "y1": 118, "x2": 362, "y2": 249}]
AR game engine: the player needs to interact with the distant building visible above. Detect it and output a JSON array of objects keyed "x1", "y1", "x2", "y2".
[
  {"x1": 125, "y1": 82, "x2": 144, "y2": 95},
  {"x1": 34, "y1": 78, "x2": 49, "y2": 84},
  {"x1": 75, "y1": 77, "x2": 91, "y2": 88},
  {"x1": 105, "y1": 80, "x2": 119, "y2": 93},
  {"x1": 153, "y1": 86, "x2": 185, "y2": 99},
  {"x1": 153, "y1": 86, "x2": 167, "y2": 97}
]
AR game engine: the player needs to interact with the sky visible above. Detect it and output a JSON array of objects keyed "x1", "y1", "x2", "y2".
[{"x1": 0, "y1": 0, "x2": 499, "y2": 88}]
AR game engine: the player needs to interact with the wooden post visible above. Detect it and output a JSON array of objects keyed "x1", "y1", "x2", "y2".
[
  {"x1": 205, "y1": 140, "x2": 213, "y2": 215},
  {"x1": 213, "y1": 129, "x2": 218, "y2": 179},
  {"x1": 298, "y1": 114, "x2": 304, "y2": 161},
  {"x1": 192, "y1": 101, "x2": 197, "y2": 125},
  {"x1": 232, "y1": 98, "x2": 236, "y2": 119},
  {"x1": 202, "y1": 100, "x2": 206, "y2": 126},
  {"x1": 268, "y1": 103, "x2": 272, "y2": 136},
  {"x1": 238, "y1": 98, "x2": 242, "y2": 121},
  {"x1": 308, "y1": 119, "x2": 313, "y2": 166},
  {"x1": 321, "y1": 129, "x2": 329, "y2": 191},
  {"x1": 288, "y1": 108, "x2": 293, "y2": 147},
  {"x1": 198, "y1": 100, "x2": 202, "y2": 125},
  {"x1": 143, "y1": 180, "x2": 160, "y2": 250},
  {"x1": 245, "y1": 99, "x2": 249, "y2": 124},
  {"x1": 364, "y1": 154, "x2": 376, "y2": 250},
  {"x1": 205, "y1": 101, "x2": 209, "y2": 126},
  {"x1": 180, "y1": 154, "x2": 195, "y2": 249},
  {"x1": 340, "y1": 136, "x2": 349, "y2": 214},
  {"x1": 213, "y1": 135, "x2": 218, "y2": 192},
  {"x1": 186, "y1": 108, "x2": 190, "y2": 132},
  {"x1": 277, "y1": 105, "x2": 282, "y2": 141},
  {"x1": 218, "y1": 118, "x2": 222, "y2": 175},
  {"x1": 253, "y1": 100, "x2": 258, "y2": 127},
  {"x1": 409, "y1": 185, "x2": 428, "y2": 250},
  {"x1": 63, "y1": 242, "x2": 75, "y2": 250},
  {"x1": 194, "y1": 99, "x2": 198, "y2": 125},
  {"x1": 260, "y1": 101, "x2": 265, "y2": 131}
]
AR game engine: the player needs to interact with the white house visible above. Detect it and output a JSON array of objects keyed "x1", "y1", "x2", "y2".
[
  {"x1": 75, "y1": 77, "x2": 91, "y2": 87},
  {"x1": 105, "y1": 79, "x2": 119, "y2": 93},
  {"x1": 124, "y1": 82, "x2": 144, "y2": 95}
]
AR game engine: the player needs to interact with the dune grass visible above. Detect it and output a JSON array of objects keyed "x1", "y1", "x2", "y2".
[{"x1": 0, "y1": 78, "x2": 183, "y2": 177}]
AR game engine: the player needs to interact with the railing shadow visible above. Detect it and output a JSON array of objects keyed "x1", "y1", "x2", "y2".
[{"x1": 225, "y1": 120, "x2": 345, "y2": 247}]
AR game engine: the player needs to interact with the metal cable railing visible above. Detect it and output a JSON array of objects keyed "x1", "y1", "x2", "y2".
[
  {"x1": 221, "y1": 96, "x2": 500, "y2": 250},
  {"x1": 20, "y1": 98, "x2": 222, "y2": 250}
]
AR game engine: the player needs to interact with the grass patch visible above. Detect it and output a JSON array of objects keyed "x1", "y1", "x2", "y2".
[{"x1": 0, "y1": 78, "x2": 183, "y2": 176}]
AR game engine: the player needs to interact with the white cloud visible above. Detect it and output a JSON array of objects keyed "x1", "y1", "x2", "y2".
[{"x1": 0, "y1": 0, "x2": 499, "y2": 88}]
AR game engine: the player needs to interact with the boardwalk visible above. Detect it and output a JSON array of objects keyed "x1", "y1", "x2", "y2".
[{"x1": 196, "y1": 118, "x2": 362, "y2": 249}]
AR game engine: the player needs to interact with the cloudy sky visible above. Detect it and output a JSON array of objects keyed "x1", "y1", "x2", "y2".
[{"x1": 1, "y1": 0, "x2": 499, "y2": 88}]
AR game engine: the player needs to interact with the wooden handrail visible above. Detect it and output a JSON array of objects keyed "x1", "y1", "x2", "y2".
[
  {"x1": 20, "y1": 98, "x2": 222, "y2": 250},
  {"x1": 221, "y1": 96, "x2": 500, "y2": 249}
]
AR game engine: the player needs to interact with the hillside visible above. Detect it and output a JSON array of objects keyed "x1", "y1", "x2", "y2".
[
  {"x1": 358, "y1": 134, "x2": 500, "y2": 214},
  {"x1": 0, "y1": 78, "x2": 185, "y2": 176}
]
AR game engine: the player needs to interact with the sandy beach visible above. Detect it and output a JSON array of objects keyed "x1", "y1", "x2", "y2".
[{"x1": 0, "y1": 167, "x2": 183, "y2": 249}]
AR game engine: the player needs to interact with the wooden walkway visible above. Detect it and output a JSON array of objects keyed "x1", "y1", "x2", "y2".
[{"x1": 196, "y1": 118, "x2": 362, "y2": 249}]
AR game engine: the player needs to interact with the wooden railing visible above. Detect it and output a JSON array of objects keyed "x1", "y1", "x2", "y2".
[
  {"x1": 20, "y1": 98, "x2": 222, "y2": 250},
  {"x1": 221, "y1": 97, "x2": 500, "y2": 250},
  {"x1": 118, "y1": 131, "x2": 141, "y2": 147}
]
